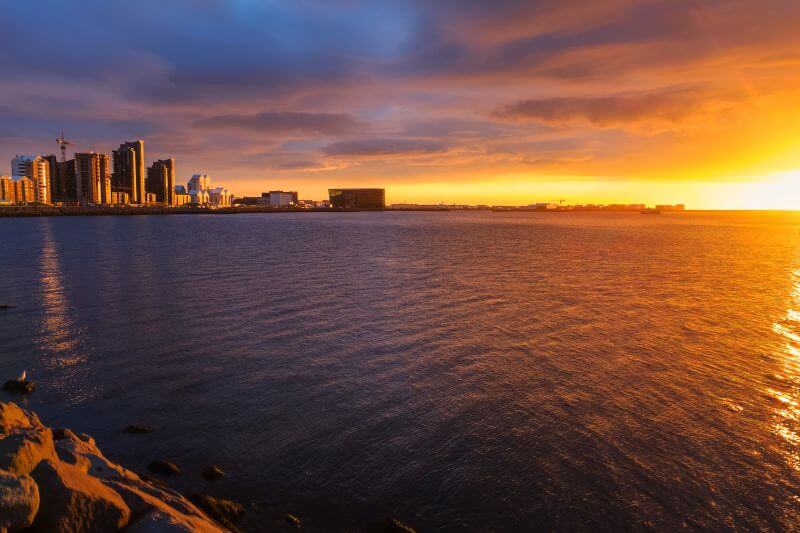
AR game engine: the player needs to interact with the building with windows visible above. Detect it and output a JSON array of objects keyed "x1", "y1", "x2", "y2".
[
  {"x1": 11, "y1": 155, "x2": 50, "y2": 204},
  {"x1": 147, "y1": 158, "x2": 176, "y2": 205},
  {"x1": 328, "y1": 188, "x2": 385, "y2": 209},
  {"x1": 112, "y1": 140, "x2": 145, "y2": 203},
  {"x1": 210, "y1": 187, "x2": 232, "y2": 207},
  {"x1": 265, "y1": 190, "x2": 297, "y2": 207},
  {"x1": 0, "y1": 175, "x2": 14, "y2": 203},
  {"x1": 75, "y1": 152, "x2": 111, "y2": 205},
  {"x1": 13, "y1": 177, "x2": 35, "y2": 203}
]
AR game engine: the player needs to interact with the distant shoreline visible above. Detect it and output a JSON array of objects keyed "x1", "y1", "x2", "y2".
[{"x1": 1, "y1": 206, "x2": 789, "y2": 218}]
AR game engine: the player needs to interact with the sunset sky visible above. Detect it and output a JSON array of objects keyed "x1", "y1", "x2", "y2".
[{"x1": 2, "y1": 0, "x2": 800, "y2": 208}]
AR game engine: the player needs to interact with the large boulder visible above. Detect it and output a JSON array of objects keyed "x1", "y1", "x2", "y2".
[
  {"x1": 105, "y1": 480, "x2": 222, "y2": 533},
  {"x1": 0, "y1": 469, "x2": 39, "y2": 530},
  {"x1": 54, "y1": 428, "x2": 139, "y2": 482},
  {"x1": 0, "y1": 403, "x2": 34, "y2": 433},
  {"x1": 0, "y1": 427, "x2": 57, "y2": 476},
  {"x1": 30, "y1": 459, "x2": 130, "y2": 532}
]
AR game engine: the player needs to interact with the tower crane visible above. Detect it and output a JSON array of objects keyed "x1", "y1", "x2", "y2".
[{"x1": 56, "y1": 132, "x2": 73, "y2": 163}]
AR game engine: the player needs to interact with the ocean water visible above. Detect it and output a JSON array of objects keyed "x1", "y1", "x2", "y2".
[{"x1": 2, "y1": 211, "x2": 800, "y2": 531}]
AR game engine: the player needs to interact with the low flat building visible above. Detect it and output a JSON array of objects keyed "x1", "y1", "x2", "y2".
[
  {"x1": 328, "y1": 188, "x2": 385, "y2": 209},
  {"x1": 655, "y1": 204, "x2": 686, "y2": 211},
  {"x1": 264, "y1": 190, "x2": 297, "y2": 207}
]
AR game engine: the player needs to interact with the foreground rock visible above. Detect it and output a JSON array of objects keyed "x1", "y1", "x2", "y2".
[
  {"x1": 149, "y1": 460, "x2": 180, "y2": 476},
  {"x1": 3, "y1": 380, "x2": 36, "y2": 394},
  {"x1": 190, "y1": 494, "x2": 244, "y2": 531},
  {"x1": 202, "y1": 465, "x2": 225, "y2": 481},
  {"x1": 124, "y1": 424, "x2": 155, "y2": 435},
  {"x1": 0, "y1": 402, "x2": 223, "y2": 532}
]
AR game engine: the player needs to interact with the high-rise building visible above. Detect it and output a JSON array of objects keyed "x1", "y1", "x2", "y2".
[
  {"x1": 43, "y1": 155, "x2": 60, "y2": 201},
  {"x1": 112, "y1": 140, "x2": 145, "y2": 203},
  {"x1": 59, "y1": 159, "x2": 77, "y2": 201},
  {"x1": 13, "y1": 177, "x2": 35, "y2": 204},
  {"x1": 0, "y1": 175, "x2": 14, "y2": 203},
  {"x1": 75, "y1": 152, "x2": 111, "y2": 205},
  {"x1": 146, "y1": 158, "x2": 176, "y2": 205},
  {"x1": 328, "y1": 188, "x2": 385, "y2": 209},
  {"x1": 11, "y1": 155, "x2": 51, "y2": 204}
]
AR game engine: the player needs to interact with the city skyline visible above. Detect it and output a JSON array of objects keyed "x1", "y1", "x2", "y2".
[{"x1": 2, "y1": 1, "x2": 800, "y2": 209}]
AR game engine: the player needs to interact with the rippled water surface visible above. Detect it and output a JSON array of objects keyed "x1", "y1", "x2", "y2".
[{"x1": 3, "y1": 211, "x2": 800, "y2": 531}]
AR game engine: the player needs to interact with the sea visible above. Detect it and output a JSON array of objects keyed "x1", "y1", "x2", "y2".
[{"x1": 2, "y1": 210, "x2": 800, "y2": 531}]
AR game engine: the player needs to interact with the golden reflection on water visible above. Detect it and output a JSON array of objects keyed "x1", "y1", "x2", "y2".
[
  {"x1": 36, "y1": 221, "x2": 87, "y2": 370},
  {"x1": 770, "y1": 268, "x2": 800, "y2": 470}
]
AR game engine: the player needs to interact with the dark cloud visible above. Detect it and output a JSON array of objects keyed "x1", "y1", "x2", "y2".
[
  {"x1": 195, "y1": 111, "x2": 360, "y2": 135},
  {"x1": 322, "y1": 138, "x2": 449, "y2": 157},
  {"x1": 493, "y1": 89, "x2": 732, "y2": 127}
]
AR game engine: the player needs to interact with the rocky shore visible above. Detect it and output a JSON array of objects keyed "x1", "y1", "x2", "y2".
[
  {"x1": 0, "y1": 401, "x2": 227, "y2": 531},
  {"x1": 0, "y1": 401, "x2": 418, "y2": 532}
]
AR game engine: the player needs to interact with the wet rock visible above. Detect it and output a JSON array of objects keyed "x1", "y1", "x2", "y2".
[
  {"x1": 149, "y1": 461, "x2": 180, "y2": 476},
  {"x1": 285, "y1": 513, "x2": 301, "y2": 527},
  {"x1": 30, "y1": 459, "x2": 130, "y2": 532},
  {"x1": 367, "y1": 518, "x2": 417, "y2": 533},
  {"x1": 189, "y1": 494, "x2": 244, "y2": 531},
  {"x1": 3, "y1": 380, "x2": 36, "y2": 394},
  {"x1": 201, "y1": 465, "x2": 225, "y2": 481},
  {"x1": 124, "y1": 424, "x2": 155, "y2": 434},
  {"x1": 0, "y1": 469, "x2": 39, "y2": 530}
]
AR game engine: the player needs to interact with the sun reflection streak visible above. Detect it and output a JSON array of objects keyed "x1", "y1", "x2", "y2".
[
  {"x1": 35, "y1": 221, "x2": 96, "y2": 402},
  {"x1": 769, "y1": 268, "x2": 800, "y2": 471}
]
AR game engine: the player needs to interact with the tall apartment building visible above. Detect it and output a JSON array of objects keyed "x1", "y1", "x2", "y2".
[
  {"x1": 146, "y1": 158, "x2": 176, "y2": 205},
  {"x1": 112, "y1": 140, "x2": 145, "y2": 203},
  {"x1": 75, "y1": 152, "x2": 111, "y2": 205},
  {"x1": 10, "y1": 155, "x2": 50, "y2": 204},
  {"x1": 13, "y1": 177, "x2": 35, "y2": 203},
  {"x1": 43, "y1": 155, "x2": 60, "y2": 201},
  {"x1": 59, "y1": 159, "x2": 77, "y2": 201},
  {"x1": 0, "y1": 176, "x2": 14, "y2": 203}
]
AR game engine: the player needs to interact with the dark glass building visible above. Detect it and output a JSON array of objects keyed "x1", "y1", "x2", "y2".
[{"x1": 328, "y1": 188, "x2": 385, "y2": 209}]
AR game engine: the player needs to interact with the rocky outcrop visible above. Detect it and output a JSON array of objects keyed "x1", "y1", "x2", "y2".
[{"x1": 0, "y1": 402, "x2": 224, "y2": 532}]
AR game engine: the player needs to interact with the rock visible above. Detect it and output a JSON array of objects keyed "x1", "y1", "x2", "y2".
[
  {"x1": 0, "y1": 304, "x2": 13, "y2": 310},
  {"x1": 0, "y1": 469, "x2": 39, "y2": 530},
  {"x1": 201, "y1": 465, "x2": 225, "y2": 481},
  {"x1": 124, "y1": 424, "x2": 155, "y2": 434},
  {"x1": 189, "y1": 494, "x2": 244, "y2": 531},
  {"x1": 105, "y1": 481, "x2": 222, "y2": 533},
  {"x1": 367, "y1": 518, "x2": 417, "y2": 533},
  {"x1": 126, "y1": 510, "x2": 211, "y2": 532},
  {"x1": 149, "y1": 461, "x2": 180, "y2": 476},
  {"x1": 0, "y1": 403, "x2": 35, "y2": 433},
  {"x1": 0, "y1": 426, "x2": 57, "y2": 475},
  {"x1": 3, "y1": 380, "x2": 36, "y2": 394},
  {"x1": 54, "y1": 429, "x2": 139, "y2": 482},
  {"x1": 285, "y1": 513, "x2": 301, "y2": 527},
  {"x1": 30, "y1": 459, "x2": 130, "y2": 532}
]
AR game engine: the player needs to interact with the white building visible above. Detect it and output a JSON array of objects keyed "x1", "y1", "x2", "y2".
[
  {"x1": 209, "y1": 187, "x2": 232, "y2": 207},
  {"x1": 269, "y1": 191, "x2": 294, "y2": 207},
  {"x1": 185, "y1": 174, "x2": 232, "y2": 207},
  {"x1": 11, "y1": 155, "x2": 50, "y2": 204}
]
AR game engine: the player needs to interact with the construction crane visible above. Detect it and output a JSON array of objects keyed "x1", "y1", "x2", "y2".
[{"x1": 56, "y1": 132, "x2": 73, "y2": 163}]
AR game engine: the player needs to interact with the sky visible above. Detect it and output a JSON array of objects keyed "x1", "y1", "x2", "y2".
[{"x1": 2, "y1": 0, "x2": 800, "y2": 208}]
